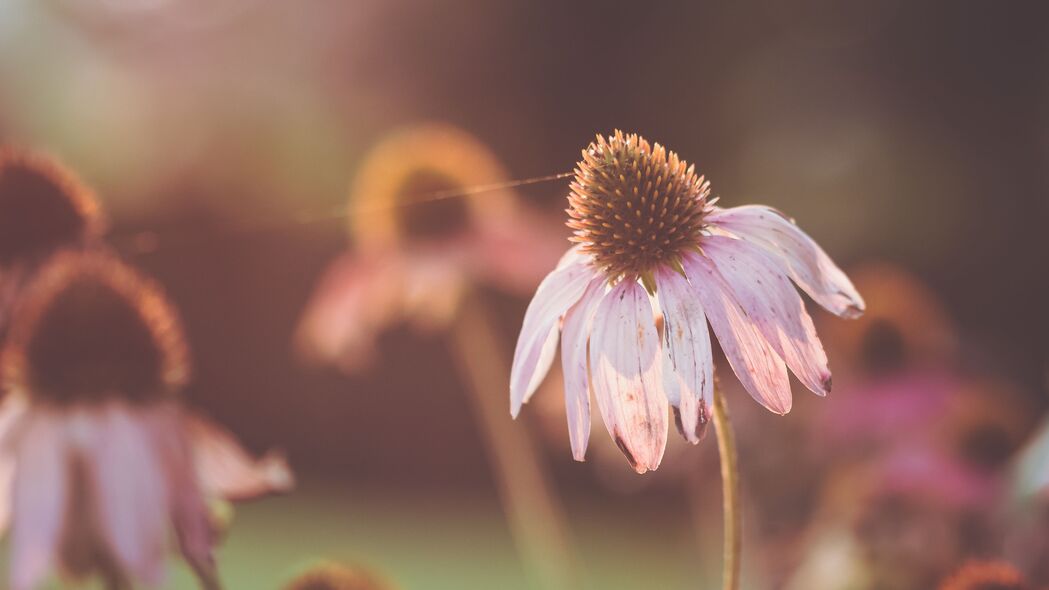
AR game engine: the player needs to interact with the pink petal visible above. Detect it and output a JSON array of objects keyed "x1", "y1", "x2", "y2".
[
  {"x1": 0, "y1": 395, "x2": 26, "y2": 535},
  {"x1": 510, "y1": 250, "x2": 597, "y2": 416},
  {"x1": 702, "y1": 236, "x2": 832, "y2": 396},
  {"x1": 85, "y1": 405, "x2": 170, "y2": 585},
  {"x1": 143, "y1": 405, "x2": 218, "y2": 588},
  {"x1": 184, "y1": 413, "x2": 294, "y2": 501},
  {"x1": 708, "y1": 205, "x2": 864, "y2": 318},
  {"x1": 400, "y1": 251, "x2": 467, "y2": 331},
  {"x1": 11, "y1": 411, "x2": 69, "y2": 590},
  {"x1": 589, "y1": 280, "x2": 669, "y2": 473},
  {"x1": 559, "y1": 276, "x2": 606, "y2": 461},
  {"x1": 654, "y1": 267, "x2": 712, "y2": 443},
  {"x1": 295, "y1": 251, "x2": 404, "y2": 372},
  {"x1": 472, "y1": 209, "x2": 568, "y2": 295},
  {"x1": 684, "y1": 252, "x2": 793, "y2": 414}
]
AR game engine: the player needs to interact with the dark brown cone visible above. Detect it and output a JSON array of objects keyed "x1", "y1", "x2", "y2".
[
  {"x1": 1, "y1": 251, "x2": 189, "y2": 404},
  {"x1": 0, "y1": 147, "x2": 103, "y2": 267},
  {"x1": 567, "y1": 130, "x2": 711, "y2": 282}
]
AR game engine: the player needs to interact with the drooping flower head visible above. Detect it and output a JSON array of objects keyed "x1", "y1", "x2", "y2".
[
  {"x1": 0, "y1": 147, "x2": 105, "y2": 330},
  {"x1": 297, "y1": 123, "x2": 562, "y2": 370},
  {"x1": 512, "y1": 131, "x2": 864, "y2": 473},
  {"x1": 0, "y1": 252, "x2": 290, "y2": 590},
  {"x1": 3, "y1": 251, "x2": 188, "y2": 405},
  {"x1": 0, "y1": 147, "x2": 103, "y2": 269}
]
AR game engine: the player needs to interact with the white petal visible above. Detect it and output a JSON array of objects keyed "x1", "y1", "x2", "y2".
[
  {"x1": 655, "y1": 267, "x2": 712, "y2": 443},
  {"x1": 684, "y1": 252, "x2": 793, "y2": 414},
  {"x1": 86, "y1": 405, "x2": 170, "y2": 585},
  {"x1": 11, "y1": 411, "x2": 68, "y2": 590},
  {"x1": 708, "y1": 205, "x2": 864, "y2": 318},
  {"x1": 702, "y1": 236, "x2": 832, "y2": 395},
  {"x1": 560, "y1": 276, "x2": 607, "y2": 461},
  {"x1": 589, "y1": 280, "x2": 669, "y2": 473},
  {"x1": 510, "y1": 253, "x2": 597, "y2": 416},
  {"x1": 184, "y1": 413, "x2": 294, "y2": 500}
]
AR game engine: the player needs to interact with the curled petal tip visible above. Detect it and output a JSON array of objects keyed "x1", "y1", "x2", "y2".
[
  {"x1": 842, "y1": 303, "x2": 865, "y2": 319},
  {"x1": 259, "y1": 452, "x2": 295, "y2": 493},
  {"x1": 821, "y1": 374, "x2": 832, "y2": 395}
]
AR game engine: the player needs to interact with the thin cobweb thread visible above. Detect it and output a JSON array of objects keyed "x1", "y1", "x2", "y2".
[{"x1": 114, "y1": 169, "x2": 580, "y2": 253}]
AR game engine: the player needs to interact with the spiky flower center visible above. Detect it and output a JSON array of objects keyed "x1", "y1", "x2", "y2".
[
  {"x1": 2, "y1": 253, "x2": 188, "y2": 405},
  {"x1": 567, "y1": 131, "x2": 711, "y2": 283}
]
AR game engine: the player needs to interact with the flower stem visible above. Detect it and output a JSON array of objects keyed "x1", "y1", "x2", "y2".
[
  {"x1": 712, "y1": 380, "x2": 741, "y2": 590},
  {"x1": 449, "y1": 293, "x2": 577, "y2": 589}
]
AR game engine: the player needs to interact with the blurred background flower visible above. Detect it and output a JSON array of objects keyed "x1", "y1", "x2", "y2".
[{"x1": 0, "y1": 0, "x2": 1045, "y2": 588}]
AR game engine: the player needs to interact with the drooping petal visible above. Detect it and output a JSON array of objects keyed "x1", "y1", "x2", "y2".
[
  {"x1": 295, "y1": 251, "x2": 405, "y2": 372},
  {"x1": 10, "y1": 411, "x2": 69, "y2": 590},
  {"x1": 655, "y1": 267, "x2": 712, "y2": 443},
  {"x1": 702, "y1": 236, "x2": 832, "y2": 396},
  {"x1": 184, "y1": 413, "x2": 293, "y2": 501},
  {"x1": 684, "y1": 252, "x2": 792, "y2": 414},
  {"x1": 510, "y1": 252, "x2": 597, "y2": 416},
  {"x1": 707, "y1": 205, "x2": 864, "y2": 318},
  {"x1": 143, "y1": 405, "x2": 218, "y2": 590},
  {"x1": 589, "y1": 280, "x2": 669, "y2": 473},
  {"x1": 401, "y1": 249, "x2": 468, "y2": 331},
  {"x1": 0, "y1": 394, "x2": 29, "y2": 537},
  {"x1": 559, "y1": 276, "x2": 606, "y2": 461},
  {"x1": 85, "y1": 404, "x2": 169, "y2": 585}
]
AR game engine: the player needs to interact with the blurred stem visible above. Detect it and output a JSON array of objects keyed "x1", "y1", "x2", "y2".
[
  {"x1": 712, "y1": 381, "x2": 741, "y2": 590},
  {"x1": 449, "y1": 293, "x2": 577, "y2": 590}
]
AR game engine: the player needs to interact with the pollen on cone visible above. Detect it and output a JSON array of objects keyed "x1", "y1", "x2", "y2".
[{"x1": 566, "y1": 130, "x2": 711, "y2": 281}]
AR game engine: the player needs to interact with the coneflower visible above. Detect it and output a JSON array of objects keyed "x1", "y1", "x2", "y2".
[
  {"x1": 296, "y1": 123, "x2": 562, "y2": 370},
  {"x1": 510, "y1": 130, "x2": 863, "y2": 589},
  {"x1": 0, "y1": 147, "x2": 104, "y2": 329},
  {"x1": 296, "y1": 124, "x2": 576, "y2": 588},
  {"x1": 0, "y1": 252, "x2": 291, "y2": 590}
]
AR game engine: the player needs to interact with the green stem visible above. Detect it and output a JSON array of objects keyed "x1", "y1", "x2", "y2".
[
  {"x1": 712, "y1": 382, "x2": 741, "y2": 590},
  {"x1": 449, "y1": 293, "x2": 577, "y2": 589}
]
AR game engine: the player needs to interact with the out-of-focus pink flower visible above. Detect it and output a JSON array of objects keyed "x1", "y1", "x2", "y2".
[
  {"x1": 511, "y1": 131, "x2": 863, "y2": 473},
  {"x1": 0, "y1": 147, "x2": 105, "y2": 330},
  {"x1": 819, "y1": 370, "x2": 955, "y2": 449},
  {"x1": 0, "y1": 252, "x2": 291, "y2": 590},
  {"x1": 296, "y1": 123, "x2": 563, "y2": 370}
]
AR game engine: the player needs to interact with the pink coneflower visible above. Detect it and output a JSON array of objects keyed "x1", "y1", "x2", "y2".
[
  {"x1": 0, "y1": 147, "x2": 104, "y2": 328},
  {"x1": 0, "y1": 252, "x2": 291, "y2": 590},
  {"x1": 511, "y1": 131, "x2": 864, "y2": 473},
  {"x1": 297, "y1": 123, "x2": 563, "y2": 371}
]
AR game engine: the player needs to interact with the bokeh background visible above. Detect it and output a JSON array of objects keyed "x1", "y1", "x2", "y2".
[{"x1": 0, "y1": 1, "x2": 1047, "y2": 588}]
